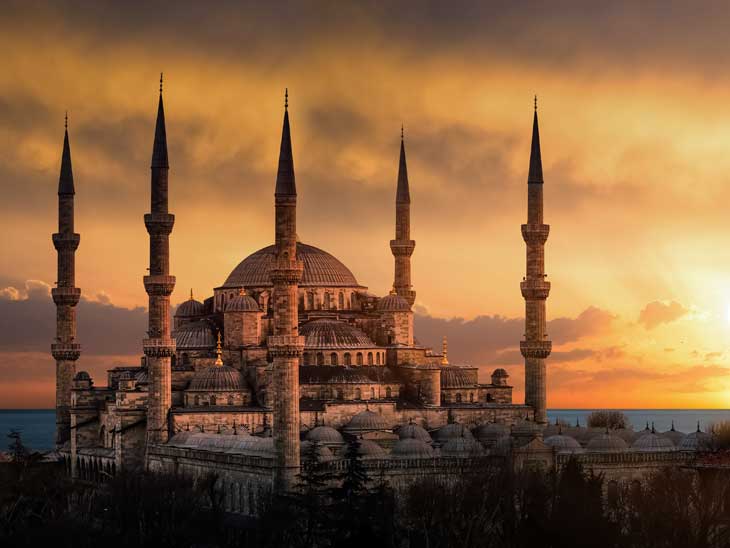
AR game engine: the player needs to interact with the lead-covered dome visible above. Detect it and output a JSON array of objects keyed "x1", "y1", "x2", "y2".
[
  {"x1": 188, "y1": 365, "x2": 246, "y2": 392},
  {"x1": 632, "y1": 432, "x2": 675, "y2": 452},
  {"x1": 173, "y1": 321, "x2": 216, "y2": 350},
  {"x1": 391, "y1": 438, "x2": 435, "y2": 459},
  {"x1": 225, "y1": 290, "x2": 260, "y2": 313},
  {"x1": 305, "y1": 426, "x2": 345, "y2": 445},
  {"x1": 586, "y1": 431, "x2": 629, "y2": 453},
  {"x1": 377, "y1": 292, "x2": 410, "y2": 312},
  {"x1": 342, "y1": 410, "x2": 391, "y2": 433},
  {"x1": 397, "y1": 423, "x2": 432, "y2": 443},
  {"x1": 300, "y1": 319, "x2": 375, "y2": 349},
  {"x1": 223, "y1": 242, "x2": 362, "y2": 288},
  {"x1": 176, "y1": 296, "x2": 205, "y2": 318},
  {"x1": 545, "y1": 434, "x2": 584, "y2": 453}
]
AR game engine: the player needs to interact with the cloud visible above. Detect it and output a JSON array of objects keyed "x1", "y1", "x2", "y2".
[{"x1": 638, "y1": 300, "x2": 688, "y2": 330}]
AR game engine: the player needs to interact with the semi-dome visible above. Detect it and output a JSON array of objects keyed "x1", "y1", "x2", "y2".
[
  {"x1": 632, "y1": 432, "x2": 675, "y2": 452},
  {"x1": 355, "y1": 439, "x2": 388, "y2": 460},
  {"x1": 300, "y1": 319, "x2": 375, "y2": 349},
  {"x1": 433, "y1": 423, "x2": 474, "y2": 442},
  {"x1": 223, "y1": 242, "x2": 362, "y2": 288},
  {"x1": 397, "y1": 423, "x2": 432, "y2": 443},
  {"x1": 586, "y1": 431, "x2": 629, "y2": 453},
  {"x1": 544, "y1": 434, "x2": 584, "y2": 453},
  {"x1": 225, "y1": 290, "x2": 260, "y2": 313},
  {"x1": 342, "y1": 410, "x2": 391, "y2": 433},
  {"x1": 377, "y1": 292, "x2": 410, "y2": 312},
  {"x1": 188, "y1": 365, "x2": 246, "y2": 392},
  {"x1": 391, "y1": 438, "x2": 435, "y2": 459},
  {"x1": 305, "y1": 426, "x2": 345, "y2": 445},
  {"x1": 173, "y1": 321, "x2": 216, "y2": 350},
  {"x1": 441, "y1": 367, "x2": 478, "y2": 388},
  {"x1": 176, "y1": 295, "x2": 205, "y2": 317},
  {"x1": 440, "y1": 437, "x2": 484, "y2": 457}
]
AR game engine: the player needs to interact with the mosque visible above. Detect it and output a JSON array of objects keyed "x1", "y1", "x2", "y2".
[{"x1": 51, "y1": 79, "x2": 710, "y2": 512}]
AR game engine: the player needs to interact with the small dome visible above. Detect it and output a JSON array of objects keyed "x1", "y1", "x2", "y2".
[
  {"x1": 632, "y1": 432, "x2": 675, "y2": 452},
  {"x1": 440, "y1": 437, "x2": 484, "y2": 457},
  {"x1": 74, "y1": 371, "x2": 91, "y2": 381},
  {"x1": 472, "y1": 423, "x2": 510, "y2": 444},
  {"x1": 301, "y1": 441, "x2": 337, "y2": 462},
  {"x1": 343, "y1": 410, "x2": 391, "y2": 433},
  {"x1": 586, "y1": 431, "x2": 629, "y2": 453},
  {"x1": 397, "y1": 423, "x2": 432, "y2": 443},
  {"x1": 433, "y1": 423, "x2": 474, "y2": 442},
  {"x1": 225, "y1": 291, "x2": 260, "y2": 313},
  {"x1": 679, "y1": 429, "x2": 712, "y2": 451},
  {"x1": 391, "y1": 438, "x2": 434, "y2": 459},
  {"x1": 225, "y1": 436, "x2": 275, "y2": 456},
  {"x1": 300, "y1": 319, "x2": 375, "y2": 349},
  {"x1": 660, "y1": 425, "x2": 686, "y2": 446},
  {"x1": 173, "y1": 320, "x2": 216, "y2": 350},
  {"x1": 377, "y1": 292, "x2": 410, "y2": 312},
  {"x1": 355, "y1": 439, "x2": 388, "y2": 460},
  {"x1": 134, "y1": 369, "x2": 149, "y2": 384},
  {"x1": 188, "y1": 365, "x2": 246, "y2": 392},
  {"x1": 176, "y1": 296, "x2": 205, "y2": 317},
  {"x1": 305, "y1": 426, "x2": 345, "y2": 445},
  {"x1": 492, "y1": 368, "x2": 509, "y2": 378},
  {"x1": 544, "y1": 434, "x2": 584, "y2": 453}
]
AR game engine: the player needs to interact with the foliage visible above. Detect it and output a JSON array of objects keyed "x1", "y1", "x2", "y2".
[{"x1": 587, "y1": 410, "x2": 630, "y2": 430}]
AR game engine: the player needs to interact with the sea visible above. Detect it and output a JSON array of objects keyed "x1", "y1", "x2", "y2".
[{"x1": 2, "y1": 409, "x2": 730, "y2": 452}]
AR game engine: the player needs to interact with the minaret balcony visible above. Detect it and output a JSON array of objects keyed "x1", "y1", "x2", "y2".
[
  {"x1": 521, "y1": 224, "x2": 550, "y2": 245},
  {"x1": 520, "y1": 340, "x2": 552, "y2": 359},
  {"x1": 52, "y1": 232, "x2": 80, "y2": 251},
  {"x1": 520, "y1": 279, "x2": 551, "y2": 300},
  {"x1": 143, "y1": 337, "x2": 176, "y2": 357},
  {"x1": 270, "y1": 259, "x2": 304, "y2": 285},
  {"x1": 52, "y1": 286, "x2": 81, "y2": 306},
  {"x1": 144, "y1": 213, "x2": 175, "y2": 235},
  {"x1": 52, "y1": 342, "x2": 81, "y2": 361},
  {"x1": 390, "y1": 240, "x2": 416, "y2": 256},
  {"x1": 143, "y1": 275, "x2": 176, "y2": 296},
  {"x1": 268, "y1": 335, "x2": 305, "y2": 357}
]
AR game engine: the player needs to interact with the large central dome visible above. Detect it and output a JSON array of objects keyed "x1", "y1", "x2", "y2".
[{"x1": 223, "y1": 242, "x2": 363, "y2": 288}]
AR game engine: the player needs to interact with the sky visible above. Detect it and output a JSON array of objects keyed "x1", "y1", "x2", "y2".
[{"x1": 2, "y1": 1, "x2": 730, "y2": 409}]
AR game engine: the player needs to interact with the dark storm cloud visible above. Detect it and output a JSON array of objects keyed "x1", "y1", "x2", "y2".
[{"x1": 414, "y1": 305, "x2": 615, "y2": 366}]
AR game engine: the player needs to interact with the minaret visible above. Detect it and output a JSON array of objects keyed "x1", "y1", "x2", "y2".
[
  {"x1": 51, "y1": 113, "x2": 81, "y2": 447},
  {"x1": 143, "y1": 74, "x2": 176, "y2": 445},
  {"x1": 520, "y1": 97, "x2": 552, "y2": 424},
  {"x1": 269, "y1": 89, "x2": 304, "y2": 492},
  {"x1": 390, "y1": 126, "x2": 416, "y2": 306}
]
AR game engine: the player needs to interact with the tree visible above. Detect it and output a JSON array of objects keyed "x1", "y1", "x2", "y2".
[{"x1": 587, "y1": 410, "x2": 629, "y2": 430}]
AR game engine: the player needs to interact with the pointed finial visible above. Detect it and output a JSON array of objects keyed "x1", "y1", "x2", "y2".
[
  {"x1": 190, "y1": 288, "x2": 194, "y2": 300},
  {"x1": 401, "y1": 124, "x2": 404, "y2": 141},
  {"x1": 697, "y1": 420, "x2": 701, "y2": 433},
  {"x1": 671, "y1": 420, "x2": 676, "y2": 432},
  {"x1": 575, "y1": 417, "x2": 580, "y2": 428},
  {"x1": 285, "y1": 88, "x2": 288, "y2": 110},
  {"x1": 389, "y1": 286, "x2": 397, "y2": 295},
  {"x1": 160, "y1": 72, "x2": 163, "y2": 94},
  {"x1": 441, "y1": 335, "x2": 449, "y2": 365},
  {"x1": 214, "y1": 331, "x2": 223, "y2": 366},
  {"x1": 64, "y1": 111, "x2": 68, "y2": 130},
  {"x1": 534, "y1": 95, "x2": 537, "y2": 112},
  {"x1": 558, "y1": 423, "x2": 563, "y2": 435},
  {"x1": 651, "y1": 422, "x2": 656, "y2": 434}
]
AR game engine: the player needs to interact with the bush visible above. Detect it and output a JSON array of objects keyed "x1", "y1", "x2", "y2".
[
  {"x1": 709, "y1": 420, "x2": 730, "y2": 450},
  {"x1": 587, "y1": 410, "x2": 629, "y2": 430}
]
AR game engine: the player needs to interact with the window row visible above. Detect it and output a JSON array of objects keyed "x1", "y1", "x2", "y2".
[{"x1": 302, "y1": 350, "x2": 385, "y2": 366}]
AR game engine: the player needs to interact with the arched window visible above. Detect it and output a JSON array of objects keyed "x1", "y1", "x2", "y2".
[
  {"x1": 182, "y1": 353, "x2": 190, "y2": 366},
  {"x1": 370, "y1": 387, "x2": 375, "y2": 400},
  {"x1": 456, "y1": 393, "x2": 462, "y2": 403},
  {"x1": 356, "y1": 352, "x2": 363, "y2": 366},
  {"x1": 210, "y1": 395, "x2": 217, "y2": 406},
  {"x1": 317, "y1": 352, "x2": 325, "y2": 366},
  {"x1": 333, "y1": 388, "x2": 339, "y2": 399},
  {"x1": 355, "y1": 388, "x2": 361, "y2": 400},
  {"x1": 324, "y1": 293, "x2": 331, "y2": 310},
  {"x1": 308, "y1": 292, "x2": 314, "y2": 310},
  {"x1": 344, "y1": 353, "x2": 351, "y2": 366},
  {"x1": 194, "y1": 395, "x2": 200, "y2": 406},
  {"x1": 330, "y1": 353, "x2": 338, "y2": 366},
  {"x1": 367, "y1": 352, "x2": 374, "y2": 366},
  {"x1": 376, "y1": 353, "x2": 381, "y2": 365},
  {"x1": 228, "y1": 395, "x2": 234, "y2": 406},
  {"x1": 386, "y1": 387, "x2": 392, "y2": 398},
  {"x1": 469, "y1": 393, "x2": 474, "y2": 403},
  {"x1": 339, "y1": 292, "x2": 345, "y2": 309},
  {"x1": 486, "y1": 393, "x2": 494, "y2": 403}
]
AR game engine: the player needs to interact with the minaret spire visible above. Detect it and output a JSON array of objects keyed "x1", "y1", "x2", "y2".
[
  {"x1": 143, "y1": 77, "x2": 176, "y2": 445},
  {"x1": 269, "y1": 90, "x2": 304, "y2": 493},
  {"x1": 390, "y1": 126, "x2": 416, "y2": 306},
  {"x1": 520, "y1": 98, "x2": 551, "y2": 424},
  {"x1": 52, "y1": 116, "x2": 82, "y2": 447}
]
